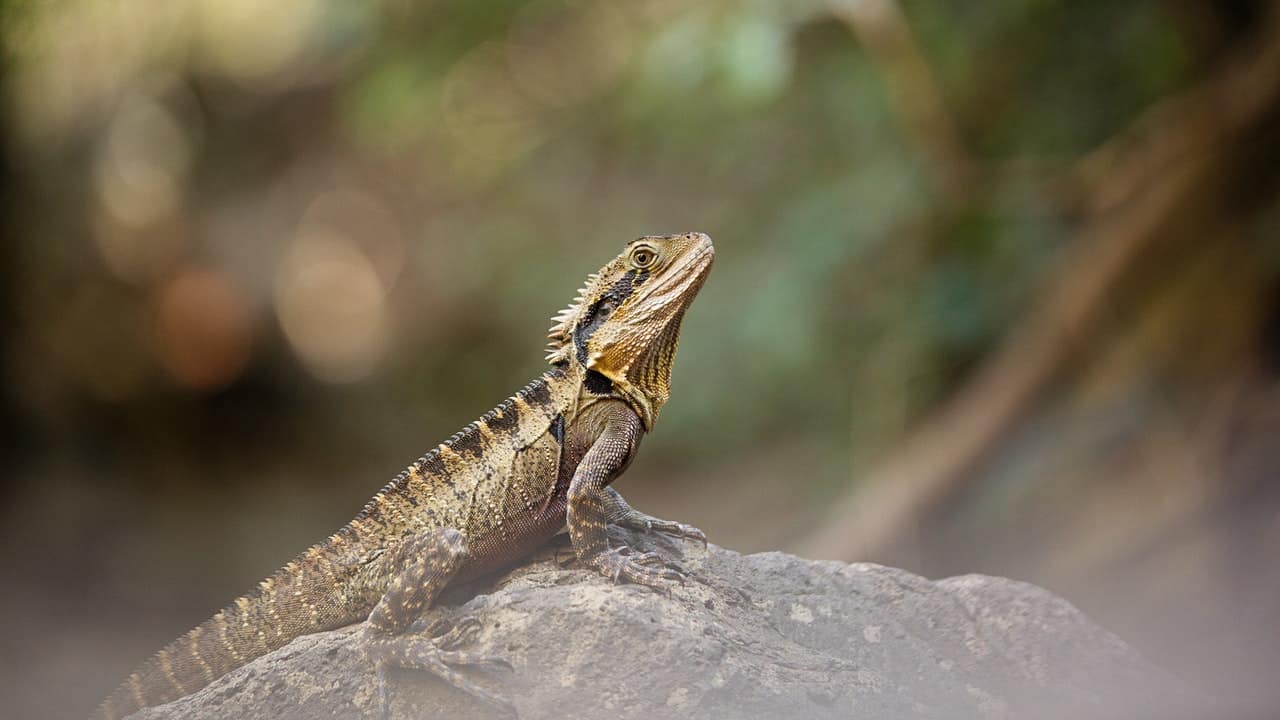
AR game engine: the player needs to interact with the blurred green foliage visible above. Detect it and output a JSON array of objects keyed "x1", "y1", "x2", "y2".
[{"x1": 0, "y1": 0, "x2": 1209, "y2": 495}]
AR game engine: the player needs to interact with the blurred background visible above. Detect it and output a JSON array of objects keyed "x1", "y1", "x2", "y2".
[{"x1": 3, "y1": 0, "x2": 1280, "y2": 717}]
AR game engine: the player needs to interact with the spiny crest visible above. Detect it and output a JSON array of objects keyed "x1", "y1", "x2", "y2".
[
  {"x1": 545, "y1": 271, "x2": 599, "y2": 363},
  {"x1": 564, "y1": 233, "x2": 712, "y2": 430}
]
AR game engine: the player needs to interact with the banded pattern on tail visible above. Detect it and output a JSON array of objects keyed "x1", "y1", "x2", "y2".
[
  {"x1": 92, "y1": 550, "x2": 361, "y2": 720},
  {"x1": 91, "y1": 369, "x2": 575, "y2": 720}
]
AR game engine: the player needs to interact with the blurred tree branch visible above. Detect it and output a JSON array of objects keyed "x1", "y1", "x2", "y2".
[
  {"x1": 801, "y1": 3, "x2": 1280, "y2": 563},
  {"x1": 830, "y1": 0, "x2": 975, "y2": 205}
]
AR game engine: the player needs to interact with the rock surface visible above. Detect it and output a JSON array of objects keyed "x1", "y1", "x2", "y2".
[{"x1": 135, "y1": 529, "x2": 1195, "y2": 720}]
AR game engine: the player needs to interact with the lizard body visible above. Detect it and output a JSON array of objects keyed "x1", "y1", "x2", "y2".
[{"x1": 93, "y1": 233, "x2": 714, "y2": 719}]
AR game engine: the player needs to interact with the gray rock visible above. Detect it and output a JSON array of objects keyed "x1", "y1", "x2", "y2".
[{"x1": 135, "y1": 529, "x2": 1197, "y2": 720}]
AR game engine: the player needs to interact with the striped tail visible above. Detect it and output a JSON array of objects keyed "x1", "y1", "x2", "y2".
[{"x1": 92, "y1": 549, "x2": 363, "y2": 719}]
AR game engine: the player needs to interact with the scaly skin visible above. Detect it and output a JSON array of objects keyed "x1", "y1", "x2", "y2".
[{"x1": 93, "y1": 233, "x2": 714, "y2": 719}]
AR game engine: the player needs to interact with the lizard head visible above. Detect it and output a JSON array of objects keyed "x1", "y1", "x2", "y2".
[{"x1": 546, "y1": 232, "x2": 714, "y2": 429}]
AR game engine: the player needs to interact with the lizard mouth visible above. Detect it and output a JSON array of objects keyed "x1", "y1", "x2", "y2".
[{"x1": 641, "y1": 234, "x2": 714, "y2": 306}]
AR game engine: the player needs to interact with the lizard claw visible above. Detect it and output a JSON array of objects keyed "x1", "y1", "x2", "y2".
[
  {"x1": 653, "y1": 520, "x2": 707, "y2": 548},
  {"x1": 367, "y1": 633, "x2": 517, "y2": 716},
  {"x1": 436, "y1": 649, "x2": 514, "y2": 673},
  {"x1": 428, "y1": 615, "x2": 482, "y2": 651},
  {"x1": 617, "y1": 548, "x2": 663, "y2": 566},
  {"x1": 594, "y1": 546, "x2": 686, "y2": 592},
  {"x1": 619, "y1": 514, "x2": 707, "y2": 548}
]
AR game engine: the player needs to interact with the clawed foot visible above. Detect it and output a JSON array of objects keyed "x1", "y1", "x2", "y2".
[
  {"x1": 593, "y1": 545, "x2": 686, "y2": 593},
  {"x1": 422, "y1": 615, "x2": 479, "y2": 651},
  {"x1": 420, "y1": 616, "x2": 513, "y2": 671},
  {"x1": 368, "y1": 616, "x2": 515, "y2": 717},
  {"x1": 618, "y1": 513, "x2": 708, "y2": 548}
]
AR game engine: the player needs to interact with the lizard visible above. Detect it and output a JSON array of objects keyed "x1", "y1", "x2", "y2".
[{"x1": 92, "y1": 232, "x2": 715, "y2": 719}]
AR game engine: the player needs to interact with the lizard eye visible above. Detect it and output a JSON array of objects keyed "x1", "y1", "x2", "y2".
[{"x1": 630, "y1": 246, "x2": 657, "y2": 269}]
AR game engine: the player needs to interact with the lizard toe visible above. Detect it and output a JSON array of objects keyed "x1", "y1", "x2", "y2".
[
  {"x1": 367, "y1": 635, "x2": 515, "y2": 715},
  {"x1": 653, "y1": 520, "x2": 707, "y2": 547},
  {"x1": 430, "y1": 615, "x2": 482, "y2": 651},
  {"x1": 595, "y1": 547, "x2": 686, "y2": 592},
  {"x1": 437, "y1": 650, "x2": 514, "y2": 672}
]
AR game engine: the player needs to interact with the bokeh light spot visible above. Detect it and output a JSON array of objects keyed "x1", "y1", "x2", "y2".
[
  {"x1": 194, "y1": 0, "x2": 319, "y2": 81},
  {"x1": 275, "y1": 230, "x2": 390, "y2": 384},
  {"x1": 298, "y1": 189, "x2": 405, "y2": 292},
  {"x1": 153, "y1": 268, "x2": 254, "y2": 391},
  {"x1": 94, "y1": 93, "x2": 191, "y2": 229}
]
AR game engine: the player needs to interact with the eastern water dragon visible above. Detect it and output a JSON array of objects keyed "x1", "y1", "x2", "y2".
[{"x1": 93, "y1": 233, "x2": 715, "y2": 719}]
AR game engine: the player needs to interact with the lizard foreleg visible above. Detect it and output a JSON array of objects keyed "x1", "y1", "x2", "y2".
[{"x1": 567, "y1": 405, "x2": 686, "y2": 592}]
